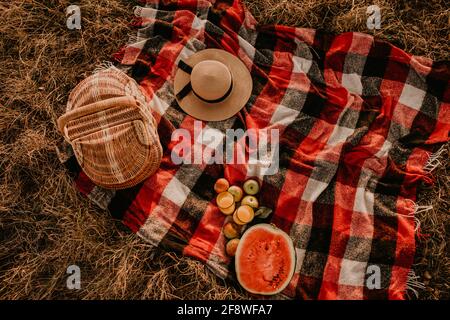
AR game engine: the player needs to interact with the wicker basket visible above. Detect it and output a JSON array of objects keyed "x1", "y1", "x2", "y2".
[{"x1": 57, "y1": 67, "x2": 162, "y2": 189}]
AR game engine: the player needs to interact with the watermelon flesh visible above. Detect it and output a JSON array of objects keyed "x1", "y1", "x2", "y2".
[{"x1": 235, "y1": 224, "x2": 296, "y2": 295}]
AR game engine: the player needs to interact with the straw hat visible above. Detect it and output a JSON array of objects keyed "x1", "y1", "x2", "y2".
[
  {"x1": 174, "y1": 49, "x2": 253, "y2": 121},
  {"x1": 57, "y1": 67, "x2": 162, "y2": 189}
]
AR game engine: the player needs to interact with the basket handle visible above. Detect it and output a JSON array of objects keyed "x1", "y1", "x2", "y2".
[{"x1": 57, "y1": 96, "x2": 140, "y2": 136}]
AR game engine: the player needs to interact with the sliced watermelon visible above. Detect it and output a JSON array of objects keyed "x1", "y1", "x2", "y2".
[{"x1": 235, "y1": 224, "x2": 296, "y2": 295}]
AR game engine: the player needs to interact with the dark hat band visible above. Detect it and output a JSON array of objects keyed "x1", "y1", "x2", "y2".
[{"x1": 175, "y1": 60, "x2": 233, "y2": 104}]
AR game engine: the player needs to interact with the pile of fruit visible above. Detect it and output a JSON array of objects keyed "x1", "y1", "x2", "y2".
[
  {"x1": 214, "y1": 177, "x2": 297, "y2": 296},
  {"x1": 213, "y1": 177, "x2": 272, "y2": 257}
]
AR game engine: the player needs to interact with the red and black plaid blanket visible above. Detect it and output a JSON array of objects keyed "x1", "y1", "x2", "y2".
[{"x1": 64, "y1": 0, "x2": 449, "y2": 299}]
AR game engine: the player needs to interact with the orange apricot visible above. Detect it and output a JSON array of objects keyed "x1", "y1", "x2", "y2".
[
  {"x1": 226, "y1": 238, "x2": 240, "y2": 257},
  {"x1": 223, "y1": 222, "x2": 240, "y2": 239},
  {"x1": 236, "y1": 205, "x2": 254, "y2": 224},
  {"x1": 214, "y1": 178, "x2": 230, "y2": 193},
  {"x1": 233, "y1": 210, "x2": 247, "y2": 225},
  {"x1": 216, "y1": 191, "x2": 234, "y2": 209},
  {"x1": 219, "y1": 202, "x2": 236, "y2": 215}
]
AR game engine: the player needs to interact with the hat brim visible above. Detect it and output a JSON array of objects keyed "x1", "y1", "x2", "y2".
[{"x1": 174, "y1": 49, "x2": 253, "y2": 122}]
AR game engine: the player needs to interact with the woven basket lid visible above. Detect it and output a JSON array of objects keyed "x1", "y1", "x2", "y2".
[{"x1": 58, "y1": 67, "x2": 162, "y2": 189}]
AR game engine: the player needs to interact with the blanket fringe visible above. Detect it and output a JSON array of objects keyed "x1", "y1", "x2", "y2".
[
  {"x1": 406, "y1": 270, "x2": 426, "y2": 299},
  {"x1": 399, "y1": 145, "x2": 446, "y2": 233},
  {"x1": 92, "y1": 61, "x2": 116, "y2": 74},
  {"x1": 404, "y1": 144, "x2": 447, "y2": 299},
  {"x1": 133, "y1": 5, "x2": 144, "y2": 17},
  {"x1": 127, "y1": 34, "x2": 139, "y2": 45},
  {"x1": 399, "y1": 199, "x2": 433, "y2": 233},
  {"x1": 423, "y1": 144, "x2": 447, "y2": 173}
]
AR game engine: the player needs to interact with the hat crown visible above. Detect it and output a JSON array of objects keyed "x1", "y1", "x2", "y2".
[{"x1": 191, "y1": 60, "x2": 232, "y2": 102}]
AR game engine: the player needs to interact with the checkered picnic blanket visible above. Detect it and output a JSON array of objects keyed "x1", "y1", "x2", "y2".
[{"x1": 64, "y1": 0, "x2": 449, "y2": 299}]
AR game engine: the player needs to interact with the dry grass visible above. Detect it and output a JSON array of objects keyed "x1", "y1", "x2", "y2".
[
  {"x1": 413, "y1": 145, "x2": 449, "y2": 300},
  {"x1": 0, "y1": 0, "x2": 448, "y2": 299}
]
